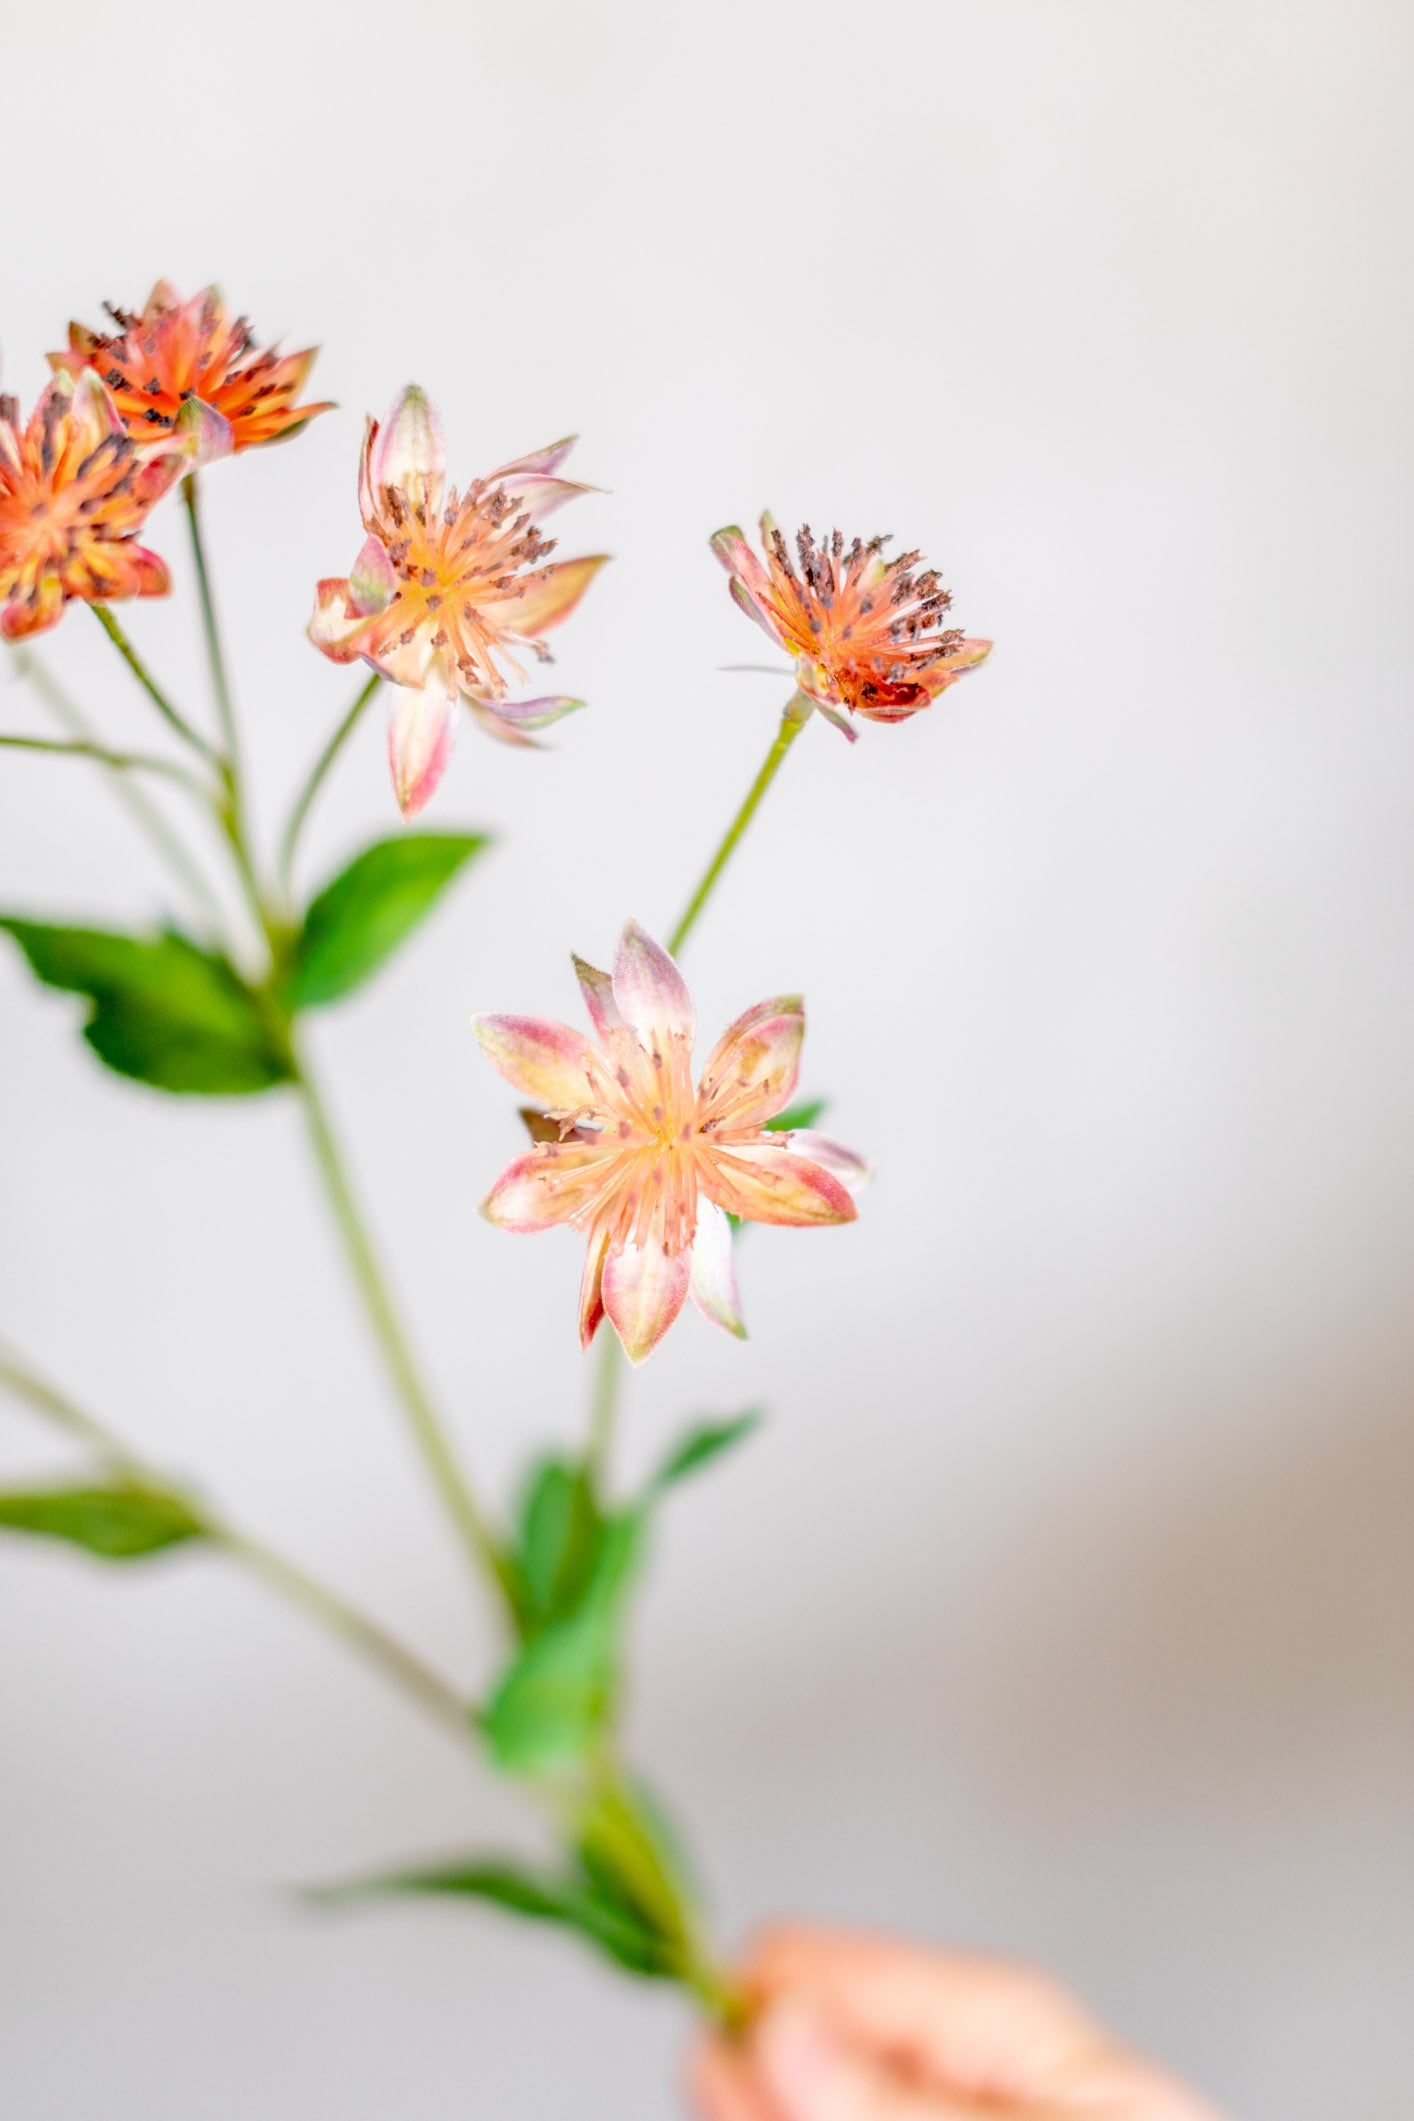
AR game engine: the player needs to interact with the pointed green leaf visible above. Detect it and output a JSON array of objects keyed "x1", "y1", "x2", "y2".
[
  {"x1": 0, "y1": 1483, "x2": 205, "y2": 1560},
  {"x1": 764, "y1": 1096, "x2": 827, "y2": 1134},
  {"x1": 288, "y1": 832, "x2": 490, "y2": 1009},
  {"x1": 0, "y1": 920, "x2": 293, "y2": 1094},
  {"x1": 649, "y1": 1411, "x2": 761, "y2": 1494},
  {"x1": 513, "y1": 1453, "x2": 605, "y2": 1635}
]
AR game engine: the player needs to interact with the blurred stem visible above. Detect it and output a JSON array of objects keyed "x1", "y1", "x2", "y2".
[
  {"x1": 584, "y1": 1327, "x2": 623, "y2": 1492},
  {"x1": 292, "y1": 1053, "x2": 513, "y2": 1609},
  {"x1": 0, "y1": 732, "x2": 213, "y2": 801},
  {"x1": 9, "y1": 648, "x2": 226, "y2": 931},
  {"x1": 92, "y1": 603, "x2": 223, "y2": 769},
  {"x1": 183, "y1": 473, "x2": 241, "y2": 769},
  {"x1": 0, "y1": 1343, "x2": 471, "y2": 1732},
  {"x1": 279, "y1": 672, "x2": 381, "y2": 900},
  {"x1": 667, "y1": 691, "x2": 811, "y2": 956}
]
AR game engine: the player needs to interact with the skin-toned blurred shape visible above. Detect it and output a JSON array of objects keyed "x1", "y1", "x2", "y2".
[
  {"x1": 474, "y1": 920, "x2": 869, "y2": 1363},
  {"x1": 712, "y1": 517, "x2": 990, "y2": 740},
  {"x1": 310, "y1": 386, "x2": 607, "y2": 816},
  {"x1": 692, "y1": 1926, "x2": 1231, "y2": 2121}
]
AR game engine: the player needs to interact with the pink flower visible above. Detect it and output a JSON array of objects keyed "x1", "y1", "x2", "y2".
[
  {"x1": 309, "y1": 386, "x2": 607, "y2": 818},
  {"x1": 473, "y1": 922, "x2": 870, "y2": 1364},
  {"x1": 711, "y1": 514, "x2": 990, "y2": 741}
]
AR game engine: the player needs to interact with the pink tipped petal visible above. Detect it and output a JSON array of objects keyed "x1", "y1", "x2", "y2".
[
  {"x1": 700, "y1": 1141, "x2": 858, "y2": 1228},
  {"x1": 578, "y1": 1222, "x2": 610, "y2": 1350},
  {"x1": 483, "y1": 693, "x2": 585, "y2": 731},
  {"x1": 689, "y1": 1201, "x2": 746, "y2": 1341},
  {"x1": 812, "y1": 698, "x2": 859, "y2": 742},
  {"x1": 710, "y1": 523, "x2": 776, "y2": 606},
  {"x1": 784, "y1": 1129, "x2": 873, "y2": 1197},
  {"x1": 370, "y1": 384, "x2": 444, "y2": 511},
  {"x1": 696, "y1": 999, "x2": 805, "y2": 1130},
  {"x1": 471, "y1": 1015, "x2": 596, "y2": 1109},
  {"x1": 481, "y1": 1143, "x2": 619, "y2": 1233},
  {"x1": 480, "y1": 553, "x2": 609, "y2": 639},
  {"x1": 728, "y1": 571, "x2": 789, "y2": 647},
  {"x1": 602, "y1": 1217, "x2": 692, "y2": 1365},
  {"x1": 612, "y1": 921, "x2": 695, "y2": 1048},
  {"x1": 489, "y1": 434, "x2": 578, "y2": 482},
  {"x1": 491, "y1": 473, "x2": 599, "y2": 521},
  {"x1": 176, "y1": 395, "x2": 234, "y2": 466},
  {"x1": 308, "y1": 578, "x2": 366, "y2": 661},
  {"x1": 348, "y1": 534, "x2": 397, "y2": 616},
  {"x1": 572, "y1": 955, "x2": 622, "y2": 1039},
  {"x1": 387, "y1": 673, "x2": 457, "y2": 818},
  {"x1": 69, "y1": 367, "x2": 121, "y2": 445},
  {"x1": 466, "y1": 698, "x2": 541, "y2": 749}
]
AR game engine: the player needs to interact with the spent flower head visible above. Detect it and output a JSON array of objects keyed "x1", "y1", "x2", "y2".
[
  {"x1": 713, "y1": 514, "x2": 990, "y2": 739},
  {"x1": 473, "y1": 921, "x2": 869, "y2": 1364},
  {"x1": 0, "y1": 371, "x2": 181, "y2": 642},
  {"x1": 52, "y1": 280, "x2": 333, "y2": 464},
  {"x1": 310, "y1": 385, "x2": 607, "y2": 819}
]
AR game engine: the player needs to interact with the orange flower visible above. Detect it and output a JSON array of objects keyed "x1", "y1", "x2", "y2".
[
  {"x1": 0, "y1": 371, "x2": 180, "y2": 642},
  {"x1": 52, "y1": 280, "x2": 332, "y2": 463},
  {"x1": 712, "y1": 514, "x2": 990, "y2": 739},
  {"x1": 310, "y1": 386, "x2": 607, "y2": 817}
]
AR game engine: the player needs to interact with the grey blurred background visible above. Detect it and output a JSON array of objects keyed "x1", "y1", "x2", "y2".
[{"x1": 2, "y1": 3, "x2": 1412, "y2": 2115}]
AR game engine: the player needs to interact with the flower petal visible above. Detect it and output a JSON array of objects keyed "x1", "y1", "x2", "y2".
[
  {"x1": 481, "y1": 1143, "x2": 621, "y2": 1233},
  {"x1": 472, "y1": 1015, "x2": 597, "y2": 1109},
  {"x1": 603, "y1": 1210, "x2": 692, "y2": 1365},
  {"x1": 370, "y1": 384, "x2": 444, "y2": 511},
  {"x1": 710, "y1": 523, "x2": 774, "y2": 607},
  {"x1": 812, "y1": 697, "x2": 859, "y2": 742},
  {"x1": 387, "y1": 672, "x2": 457, "y2": 818},
  {"x1": 696, "y1": 997, "x2": 805, "y2": 1131},
  {"x1": 578, "y1": 1222, "x2": 611, "y2": 1350},
  {"x1": 478, "y1": 554, "x2": 608, "y2": 639},
  {"x1": 489, "y1": 435, "x2": 578, "y2": 483},
  {"x1": 689, "y1": 1200, "x2": 746, "y2": 1341},
  {"x1": 176, "y1": 395, "x2": 235, "y2": 466},
  {"x1": 783, "y1": 1129, "x2": 873, "y2": 1198},
  {"x1": 700, "y1": 1140, "x2": 858, "y2": 1227},
  {"x1": 348, "y1": 534, "x2": 397, "y2": 616},
  {"x1": 728, "y1": 571, "x2": 789, "y2": 648},
  {"x1": 480, "y1": 693, "x2": 585, "y2": 732},
  {"x1": 612, "y1": 920, "x2": 695, "y2": 1048},
  {"x1": 572, "y1": 955, "x2": 622, "y2": 1039},
  {"x1": 466, "y1": 698, "x2": 540, "y2": 749},
  {"x1": 308, "y1": 577, "x2": 367, "y2": 662},
  {"x1": 491, "y1": 473, "x2": 598, "y2": 521},
  {"x1": 1, "y1": 575, "x2": 64, "y2": 642}
]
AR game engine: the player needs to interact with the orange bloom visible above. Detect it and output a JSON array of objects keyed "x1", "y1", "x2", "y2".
[
  {"x1": 712, "y1": 514, "x2": 990, "y2": 740},
  {"x1": 310, "y1": 386, "x2": 607, "y2": 817},
  {"x1": 0, "y1": 371, "x2": 180, "y2": 642},
  {"x1": 52, "y1": 280, "x2": 332, "y2": 463}
]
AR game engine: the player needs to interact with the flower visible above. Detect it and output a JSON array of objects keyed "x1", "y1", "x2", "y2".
[
  {"x1": 310, "y1": 385, "x2": 608, "y2": 819},
  {"x1": 711, "y1": 514, "x2": 991, "y2": 740},
  {"x1": 52, "y1": 281, "x2": 332, "y2": 463},
  {"x1": 0, "y1": 371, "x2": 181, "y2": 642},
  {"x1": 473, "y1": 921, "x2": 869, "y2": 1364}
]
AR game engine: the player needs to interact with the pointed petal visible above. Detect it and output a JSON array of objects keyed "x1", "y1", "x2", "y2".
[
  {"x1": 812, "y1": 697, "x2": 859, "y2": 742},
  {"x1": 176, "y1": 395, "x2": 235, "y2": 466},
  {"x1": 490, "y1": 473, "x2": 599, "y2": 521},
  {"x1": 934, "y1": 636, "x2": 993, "y2": 682},
  {"x1": 348, "y1": 534, "x2": 397, "y2": 615},
  {"x1": 479, "y1": 693, "x2": 585, "y2": 732},
  {"x1": 466, "y1": 697, "x2": 540, "y2": 748},
  {"x1": 489, "y1": 435, "x2": 578, "y2": 482},
  {"x1": 603, "y1": 1211, "x2": 692, "y2": 1365},
  {"x1": 689, "y1": 1200, "x2": 746, "y2": 1341},
  {"x1": 308, "y1": 577, "x2": 368, "y2": 662},
  {"x1": 69, "y1": 367, "x2": 121, "y2": 448},
  {"x1": 370, "y1": 384, "x2": 444, "y2": 511},
  {"x1": 728, "y1": 571, "x2": 790, "y2": 648},
  {"x1": 472, "y1": 1015, "x2": 597, "y2": 1109},
  {"x1": 710, "y1": 524, "x2": 774, "y2": 608},
  {"x1": 612, "y1": 920, "x2": 695, "y2": 1048},
  {"x1": 573, "y1": 955, "x2": 622, "y2": 1039},
  {"x1": 480, "y1": 1143, "x2": 619, "y2": 1232},
  {"x1": 479, "y1": 554, "x2": 608, "y2": 638},
  {"x1": 578, "y1": 1222, "x2": 611, "y2": 1349},
  {"x1": 1, "y1": 575, "x2": 64, "y2": 642},
  {"x1": 783, "y1": 1129, "x2": 873, "y2": 1197},
  {"x1": 696, "y1": 997, "x2": 805, "y2": 1130},
  {"x1": 700, "y1": 1140, "x2": 858, "y2": 1227},
  {"x1": 387, "y1": 672, "x2": 457, "y2": 818}
]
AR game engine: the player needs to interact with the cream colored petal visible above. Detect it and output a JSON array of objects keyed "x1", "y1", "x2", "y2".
[
  {"x1": 781, "y1": 1129, "x2": 873, "y2": 1198},
  {"x1": 478, "y1": 553, "x2": 608, "y2": 640},
  {"x1": 612, "y1": 920, "x2": 695, "y2": 1048},
  {"x1": 688, "y1": 1200, "x2": 746, "y2": 1341},
  {"x1": 700, "y1": 1140, "x2": 857, "y2": 1228},
  {"x1": 573, "y1": 955, "x2": 622, "y2": 1039},
  {"x1": 386, "y1": 672, "x2": 457, "y2": 818},
  {"x1": 696, "y1": 998, "x2": 805, "y2": 1132},
  {"x1": 578, "y1": 1222, "x2": 611, "y2": 1350},
  {"x1": 480, "y1": 1143, "x2": 622, "y2": 1233},
  {"x1": 472, "y1": 1014, "x2": 598, "y2": 1110},
  {"x1": 603, "y1": 1209, "x2": 692, "y2": 1365},
  {"x1": 369, "y1": 384, "x2": 444, "y2": 513}
]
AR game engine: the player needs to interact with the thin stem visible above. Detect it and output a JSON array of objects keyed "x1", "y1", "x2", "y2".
[
  {"x1": 668, "y1": 693, "x2": 812, "y2": 956},
  {"x1": 584, "y1": 1329, "x2": 624, "y2": 1491},
  {"x1": 91, "y1": 603, "x2": 224, "y2": 768},
  {"x1": 182, "y1": 473, "x2": 241, "y2": 767},
  {"x1": 292, "y1": 1053, "x2": 512, "y2": 1605},
  {"x1": 0, "y1": 731, "x2": 214, "y2": 800},
  {"x1": 9, "y1": 648, "x2": 227, "y2": 931},
  {"x1": 0, "y1": 1344, "x2": 469, "y2": 1731},
  {"x1": 279, "y1": 672, "x2": 381, "y2": 899}
]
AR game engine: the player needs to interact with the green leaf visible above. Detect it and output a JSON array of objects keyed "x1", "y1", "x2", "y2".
[
  {"x1": 513, "y1": 1454, "x2": 605, "y2": 1636},
  {"x1": 0, "y1": 1483, "x2": 205, "y2": 1560},
  {"x1": 764, "y1": 1096, "x2": 827, "y2": 1134},
  {"x1": 650, "y1": 1411, "x2": 761, "y2": 1494},
  {"x1": 574, "y1": 1780, "x2": 695, "y2": 1955},
  {"x1": 312, "y1": 1856, "x2": 679, "y2": 1978},
  {"x1": 287, "y1": 832, "x2": 490, "y2": 1009},
  {"x1": 0, "y1": 920, "x2": 293, "y2": 1095},
  {"x1": 481, "y1": 1510, "x2": 645, "y2": 1777}
]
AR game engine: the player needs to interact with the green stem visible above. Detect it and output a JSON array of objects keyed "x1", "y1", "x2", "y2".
[
  {"x1": 183, "y1": 473, "x2": 241, "y2": 768},
  {"x1": 292, "y1": 1054, "x2": 511, "y2": 1605},
  {"x1": 0, "y1": 731, "x2": 213, "y2": 800},
  {"x1": 10, "y1": 648, "x2": 227, "y2": 931},
  {"x1": 584, "y1": 1328, "x2": 623, "y2": 1492},
  {"x1": 279, "y1": 672, "x2": 381, "y2": 899},
  {"x1": 0, "y1": 1345, "x2": 470, "y2": 1732},
  {"x1": 667, "y1": 692, "x2": 812, "y2": 956},
  {"x1": 91, "y1": 603, "x2": 223, "y2": 768}
]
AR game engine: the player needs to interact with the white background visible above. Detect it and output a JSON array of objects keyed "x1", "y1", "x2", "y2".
[{"x1": 2, "y1": 4, "x2": 1412, "y2": 2115}]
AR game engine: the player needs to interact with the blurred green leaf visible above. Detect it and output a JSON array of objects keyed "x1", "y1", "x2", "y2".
[
  {"x1": 512, "y1": 1454, "x2": 605, "y2": 1636},
  {"x1": 311, "y1": 1855, "x2": 679, "y2": 1978},
  {"x1": 287, "y1": 832, "x2": 490, "y2": 1009},
  {"x1": 764, "y1": 1096, "x2": 827, "y2": 1133},
  {"x1": 649, "y1": 1412, "x2": 760, "y2": 1494},
  {"x1": 0, "y1": 1483, "x2": 205, "y2": 1560},
  {"x1": 0, "y1": 920, "x2": 293, "y2": 1094},
  {"x1": 574, "y1": 1779, "x2": 695, "y2": 1956}
]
